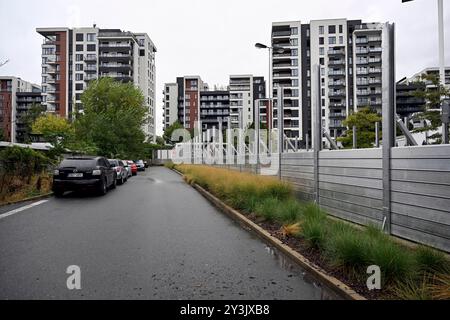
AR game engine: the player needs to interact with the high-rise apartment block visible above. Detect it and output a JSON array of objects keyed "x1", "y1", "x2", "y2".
[
  {"x1": 36, "y1": 26, "x2": 157, "y2": 140},
  {"x1": 163, "y1": 75, "x2": 265, "y2": 132},
  {"x1": 271, "y1": 19, "x2": 390, "y2": 145},
  {"x1": 0, "y1": 76, "x2": 42, "y2": 143}
]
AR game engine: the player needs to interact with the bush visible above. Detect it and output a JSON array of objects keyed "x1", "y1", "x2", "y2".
[{"x1": 415, "y1": 246, "x2": 449, "y2": 274}]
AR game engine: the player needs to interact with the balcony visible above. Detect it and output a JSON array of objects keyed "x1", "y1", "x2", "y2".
[
  {"x1": 99, "y1": 42, "x2": 131, "y2": 48},
  {"x1": 329, "y1": 81, "x2": 346, "y2": 87},
  {"x1": 329, "y1": 112, "x2": 347, "y2": 118},
  {"x1": 272, "y1": 30, "x2": 292, "y2": 37},
  {"x1": 329, "y1": 59, "x2": 345, "y2": 65},
  {"x1": 329, "y1": 91, "x2": 346, "y2": 97},
  {"x1": 369, "y1": 47, "x2": 382, "y2": 53},
  {"x1": 355, "y1": 49, "x2": 369, "y2": 54},
  {"x1": 84, "y1": 55, "x2": 97, "y2": 62},
  {"x1": 368, "y1": 36, "x2": 382, "y2": 42},
  {"x1": 328, "y1": 70, "x2": 346, "y2": 76},
  {"x1": 328, "y1": 49, "x2": 345, "y2": 55},
  {"x1": 329, "y1": 102, "x2": 346, "y2": 108}
]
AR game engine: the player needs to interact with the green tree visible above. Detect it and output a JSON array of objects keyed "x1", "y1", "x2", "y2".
[
  {"x1": 75, "y1": 78, "x2": 148, "y2": 159},
  {"x1": 412, "y1": 73, "x2": 450, "y2": 143},
  {"x1": 338, "y1": 108, "x2": 382, "y2": 149},
  {"x1": 163, "y1": 121, "x2": 186, "y2": 144},
  {"x1": 32, "y1": 113, "x2": 75, "y2": 157},
  {"x1": 17, "y1": 103, "x2": 45, "y2": 143}
]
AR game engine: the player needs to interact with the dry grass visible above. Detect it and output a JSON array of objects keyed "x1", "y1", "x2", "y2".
[
  {"x1": 281, "y1": 222, "x2": 302, "y2": 237},
  {"x1": 429, "y1": 274, "x2": 450, "y2": 300},
  {"x1": 0, "y1": 173, "x2": 52, "y2": 205}
]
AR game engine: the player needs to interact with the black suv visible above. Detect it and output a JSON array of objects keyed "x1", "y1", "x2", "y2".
[{"x1": 53, "y1": 157, "x2": 117, "y2": 197}]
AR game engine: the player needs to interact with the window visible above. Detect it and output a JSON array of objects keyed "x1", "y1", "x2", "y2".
[
  {"x1": 75, "y1": 83, "x2": 83, "y2": 91},
  {"x1": 320, "y1": 58, "x2": 324, "y2": 65},
  {"x1": 75, "y1": 54, "x2": 83, "y2": 61},
  {"x1": 291, "y1": 49, "x2": 298, "y2": 56},
  {"x1": 329, "y1": 37, "x2": 336, "y2": 45},
  {"x1": 87, "y1": 33, "x2": 96, "y2": 42},
  {"x1": 319, "y1": 26, "x2": 324, "y2": 35},
  {"x1": 290, "y1": 38, "x2": 298, "y2": 46},
  {"x1": 291, "y1": 59, "x2": 298, "y2": 66},
  {"x1": 339, "y1": 25, "x2": 343, "y2": 33},
  {"x1": 306, "y1": 29, "x2": 310, "y2": 37},
  {"x1": 292, "y1": 69, "x2": 298, "y2": 76},
  {"x1": 319, "y1": 37, "x2": 324, "y2": 45},
  {"x1": 75, "y1": 73, "x2": 84, "y2": 81},
  {"x1": 76, "y1": 44, "x2": 84, "y2": 51},
  {"x1": 75, "y1": 64, "x2": 83, "y2": 71},
  {"x1": 76, "y1": 33, "x2": 84, "y2": 42},
  {"x1": 292, "y1": 79, "x2": 299, "y2": 87},
  {"x1": 339, "y1": 36, "x2": 344, "y2": 45},
  {"x1": 291, "y1": 27, "x2": 298, "y2": 35},
  {"x1": 328, "y1": 25, "x2": 336, "y2": 34},
  {"x1": 319, "y1": 47, "x2": 324, "y2": 55},
  {"x1": 87, "y1": 44, "x2": 96, "y2": 52}
]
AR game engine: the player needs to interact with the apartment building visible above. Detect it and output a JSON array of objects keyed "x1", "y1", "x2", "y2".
[
  {"x1": 36, "y1": 26, "x2": 157, "y2": 140},
  {"x1": 163, "y1": 75, "x2": 265, "y2": 132},
  {"x1": 396, "y1": 78, "x2": 426, "y2": 119},
  {"x1": 0, "y1": 76, "x2": 42, "y2": 143},
  {"x1": 271, "y1": 19, "x2": 391, "y2": 146},
  {"x1": 229, "y1": 75, "x2": 266, "y2": 129}
]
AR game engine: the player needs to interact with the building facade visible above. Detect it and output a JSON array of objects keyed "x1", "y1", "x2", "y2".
[
  {"x1": 0, "y1": 76, "x2": 41, "y2": 143},
  {"x1": 36, "y1": 26, "x2": 157, "y2": 140},
  {"x1": 163, "y1": 75, "x2": 265, "y2": 132},
  {"x1": 271, "y1": 19, "x2": 390, "y2": 146}
]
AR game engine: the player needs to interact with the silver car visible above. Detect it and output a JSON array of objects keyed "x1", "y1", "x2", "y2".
[
  {"x1": 108, "y1": 159, "x2": 128, "y2": 185},
  {"x1": 122, "y1": 160, "x2": 132, "y2": 178}
]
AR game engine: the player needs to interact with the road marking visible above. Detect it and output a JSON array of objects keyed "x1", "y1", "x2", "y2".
[{"x1": 0, "y1": 200, "x2": 49, "y2": 220}]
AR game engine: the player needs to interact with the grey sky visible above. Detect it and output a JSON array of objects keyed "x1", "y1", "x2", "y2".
[{"x1": 1, "y1": 0, "x2": 449, "y2": 136}]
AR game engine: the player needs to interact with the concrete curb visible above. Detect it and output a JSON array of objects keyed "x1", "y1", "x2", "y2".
[
  {"x1": 172, "y1": 169, "x2": 366, "y2": 300},
  {"x1": 0, "y1": 192, "x2": 53, "y2": 207}
]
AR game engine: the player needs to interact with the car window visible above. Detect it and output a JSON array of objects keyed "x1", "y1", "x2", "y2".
[
  {"x1": 60, "y1": 159, "x2": 97, "y2": 167},
  {"x1": 118, "y1": 161, "x2": 124, "y2": 166},
  {"x1": 98, "y1": 158, "x2": 108, "y2": 167}
]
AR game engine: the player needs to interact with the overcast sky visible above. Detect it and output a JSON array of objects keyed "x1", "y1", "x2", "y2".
[{"x1": 1, "y1": 0, "x2": 449, "y2": 135}]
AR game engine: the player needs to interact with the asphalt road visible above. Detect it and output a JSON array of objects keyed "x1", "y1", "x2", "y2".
[{"x1": 0, "y1": 167, "x2": 338, "y2": 300}]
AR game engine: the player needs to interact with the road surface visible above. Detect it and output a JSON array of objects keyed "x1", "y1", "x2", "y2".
[{"x1": 0, "y1": 167, "x2": 337, "y2": 300}]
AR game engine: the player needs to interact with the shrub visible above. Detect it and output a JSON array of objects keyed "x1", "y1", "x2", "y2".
[
  {"x1": 302, "y1": 214, "x2": 327, "y2": 249},
  {"x1": 368, "y1": 239, "x2": 415, "y2": 282},
  {"x1": 414, "y1": 246, "x2": 449, "y2": 274},
  {"x1": 255, "y1": 197, "x2": 282, "y2": 222},
  {"x1": 325, "y1": 222, "x2": 370, "y2": 270}
]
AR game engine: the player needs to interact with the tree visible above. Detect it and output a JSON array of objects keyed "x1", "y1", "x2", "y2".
[
  {"x1": 32, "y1": 113, "x2": 75, "y2": 157},
  {"x1": 75, "y1": 78, "x2": 148, "y2": 159},
  {"x1": 412, "y1": 73, "x2": 450, "y2": 143},
  {"x1": 338, "y1": 108, "x2": 382, "y2": 149},
  {"x1": 17, "y1": 103, "x2": 45, "y2": 143},
  {"x1": 163, "y1": 121, "x2": 185, "y2": 144}
]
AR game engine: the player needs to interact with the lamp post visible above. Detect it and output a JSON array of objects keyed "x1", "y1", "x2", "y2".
[{"x1": 255, "y1": 42, "x2": 285, "y2": 152}]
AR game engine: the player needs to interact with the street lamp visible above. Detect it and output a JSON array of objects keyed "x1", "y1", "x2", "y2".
[{"x1": 255, "y1": 43, "x2": 285, "y2": 151}]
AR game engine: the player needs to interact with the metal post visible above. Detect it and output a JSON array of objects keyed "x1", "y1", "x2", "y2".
[
  {"x1": 295, "y1": 136, "x2": 299, "y2": 152},
  {"x1": 352, "y1": 126, "x2": 357, "y2": 149},
  {"x1": 442, "y1": 100, "x2": 449, "y2": 144},
  {"x1": 306, "y1": 134, "x2": 310, "y2": 151},
  {"x1": 375, "y1": 122, "x2": 380, "y2": 148},
  {"x1": 381, "y1": 23, "x2": 395, "y2": 234},
  {"x1": 255, "y1": 99, "x2": 260, "y2": 174},
  {"x1": 277, "y1": 87, "x2": 284, "y2": 180},
  {"x1": 438, "y1": 0, "x2": 445, "y2": 88},
  {"x1": 312, "y1": 64, "x2": 321, "y2": 203}
]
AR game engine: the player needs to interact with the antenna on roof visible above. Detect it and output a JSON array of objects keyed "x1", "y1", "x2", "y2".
[{"x1": 93, "y1": 23, "x2": 97, "y2": 28}]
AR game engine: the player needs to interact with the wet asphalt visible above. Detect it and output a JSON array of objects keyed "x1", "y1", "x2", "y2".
[{"x1": 0, "y1": 167, "x2": 338, "y2": 300}]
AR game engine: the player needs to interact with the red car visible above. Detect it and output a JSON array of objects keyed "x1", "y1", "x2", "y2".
[{"x1": 126, "y1": 160, "x2": 138, "y2": 176}]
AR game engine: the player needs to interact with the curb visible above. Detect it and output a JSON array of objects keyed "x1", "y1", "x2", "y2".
[
  {"x1": 0, "y1": 192, "x2": 53, "y2": 207},
  {"x1": 171, "y1": 168, "x2": 366, "y2": 300}
]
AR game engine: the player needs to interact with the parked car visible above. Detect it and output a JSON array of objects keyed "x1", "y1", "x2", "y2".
[
  {"x1": 134, "y1": 160, "x2": 145, "y2": 172},
  {"x1": 125, "y1": 160, "x2": 138, "y2": 176},
  {"x1": 108, "y1": 159, "x2": 128, "y2": 185},
  {"x1": 122, "y1": 161, "x2": 132, "y2": 178},
  {"x1": 53, "y1": 157, "x2": 116, "y2": 197}
]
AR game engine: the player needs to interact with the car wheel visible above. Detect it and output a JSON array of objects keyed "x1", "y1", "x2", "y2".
[
  {"x1": 98, "y1": 178, "x2": 107, "y2": 196},
  {"x1": 111, "y1": 178, "x2": 117, "y2": 189},
  {"x1": 121, "y1": 177, "x2": 125, "y2": 185}
]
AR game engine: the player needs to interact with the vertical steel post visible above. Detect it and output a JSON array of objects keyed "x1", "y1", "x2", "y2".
[
  {"x1": 353, "y1": 126, "x2": 357, "y2": 149},
  {"x1": 382, "y1": 23, "x2": 396, "y2": 234},
  {"x1": 312, "y1": 65, "x2": 321, "y2": 203},
  {"x1": 277, "y1": 86, "x2": 284, "y2": 180},
  {"x1": 375, "y1": 121, "x2": 380, "y2": 148},
  {"x1": 255, "y1": 100, "x2": 260, "y2": 174}
]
